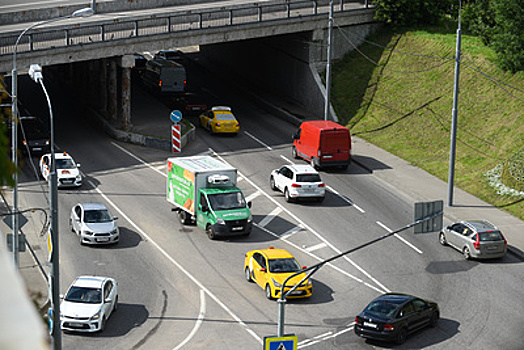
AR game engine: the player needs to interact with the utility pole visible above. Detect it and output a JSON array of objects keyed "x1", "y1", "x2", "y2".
[
  {"x1": 447, "y1": 0, "x2": 462, "y2": 207},
  {"x1": 324, "y1": 0, "x2": 334, "y2": 121}
]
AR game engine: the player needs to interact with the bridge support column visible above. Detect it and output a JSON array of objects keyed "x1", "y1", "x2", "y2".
[
  {"x1": 118, "y1": 55, "x2": 134, "y2": 131},
  {"x1": 108, "y1": 58, "x2": 117, "y2": 123},
  {"x1": 98, "y1": 59, "x2": 107, "y2": 113}
]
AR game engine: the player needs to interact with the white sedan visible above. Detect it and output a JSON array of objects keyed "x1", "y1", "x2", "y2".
[
  {"x1": 39, "y1": 152, "x2": 82, "y2": 188},
  {"x1": 270, "y1": 164, "x2": 325, "y2": 202},
  {"x1": 60, "y1": 276, "x2": 118, "y2": 332}
]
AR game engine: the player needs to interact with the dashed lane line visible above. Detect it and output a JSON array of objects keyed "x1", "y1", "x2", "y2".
[{"x1": 376, "y1": 221, "x2": 423, "y2": 254}]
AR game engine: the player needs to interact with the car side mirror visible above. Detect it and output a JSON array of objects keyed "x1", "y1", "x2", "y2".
[
  {"x1": 77, "y1": 163, "x2": 81, "y2": 168},
  {"x1": 113, "y1": 216, "x2": 118, "y2": 220},
  {"x1": 59, "y1": 294, "x2": 64, "y2": 300},
  {"x1": 248, "y1": 201, "x2": 252, "y2": 209},
  {"x1": 292, "y1": 134, "x2": 298, "y2": 140},
  {"x1": 105, "y1": 297, "x2": 112, "y2": 304}
]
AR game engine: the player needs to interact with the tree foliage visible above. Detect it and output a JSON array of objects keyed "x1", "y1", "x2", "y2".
[
  {"x1": 491, "y1": 0, "x2": 524, "y2": 73},
  {"x1": 373, "y1": 0, "x2": 454, "y2": 27},
  {"x1": 0, "y1": 76, "x2": 16, "y2": 187}
]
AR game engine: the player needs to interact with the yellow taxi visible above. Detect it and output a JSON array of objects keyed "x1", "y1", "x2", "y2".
[
  {"x1": 244, "y1": 247, "x2": 312, "y2": 300},
  {"x1": 199, "y1": 106, "x2": 240, "y2": 134}
]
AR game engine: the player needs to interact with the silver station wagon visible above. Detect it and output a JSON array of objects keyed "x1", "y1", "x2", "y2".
[{"x1": 439, "y1": 220, "x2": 507, "y2": 260}]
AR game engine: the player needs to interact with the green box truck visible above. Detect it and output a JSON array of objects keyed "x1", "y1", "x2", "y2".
[{"x1": 167, "y1": 156, "x2": 252, "y2": 239}]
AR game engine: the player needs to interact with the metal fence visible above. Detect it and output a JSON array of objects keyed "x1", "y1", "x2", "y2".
[{"x1": 0, "y1": 0, "x2": 371, "y2": 56}]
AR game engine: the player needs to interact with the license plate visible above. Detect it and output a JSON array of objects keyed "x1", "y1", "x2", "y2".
[
  {"x1": 487, "y1": 245, "x2": 498, "y2": 250},
  {"x1": 231, "y1": 226, "x2": 243, "y2": 231},
  {"x1": 33, "y1": 147, "x2": 42, "y2": 151},
  {"x1": 363, "y1": 321, "x2": 378, "y2": 329},
  {"x1": 323, "y1": 155, "x2": 332, "y2": 159},
  {"x1": 70, "y1": 322, "x2": 84, "y2": 327},
  {"x1": 96, "y1": 237, "x2": 109, "y2": 242}
]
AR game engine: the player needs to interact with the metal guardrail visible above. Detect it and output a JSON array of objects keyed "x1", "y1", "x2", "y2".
[{"x1": 0, "y1": 0, "x2": 371, "y2": 57}]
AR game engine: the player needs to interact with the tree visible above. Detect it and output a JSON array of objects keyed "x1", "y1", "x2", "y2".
[
  {"x1": 490, "y1": 0, "x2": 524, "y2": 73},
  {"x1": 461, "y1": 0, "x2": 496, "y2": 45},
  {"x1": 373, "y1": 0, "x2": 453, "y2": 27},
  {"x1": 0, "y1": 75, "x2": 16, "y2": 187}
]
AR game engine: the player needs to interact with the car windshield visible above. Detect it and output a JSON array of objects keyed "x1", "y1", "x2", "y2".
[
  {"x1": 55, "y1": 158, "x2": 76, "y2": 169},
  {"x1": 268, "y1": 258, "x2": 302, "y2": 273},
  {"x1": 84, "y1": 209, "x2": 113, "y2": 223},
  {"x1": 364, "y1": 301, "x2": 399, "y2": 318},
  {"x1": 163, "y1": 52, "x2": 180, "y2": 60},
  {"x1": 479, "y1": 231, "x2": 504, "y2": 241},
  {"x1": 65, "y1": 286, "x2": 102, "y2": 304},
  {"x1": 215, "y1": 113, "x2": 236, "y2": 121},
  {"x1": 208, "y1": 192, "x2": 246, "y2": 211},
  {"x1": 296, "y1": 174, "x2": 321, "y2": 182}
]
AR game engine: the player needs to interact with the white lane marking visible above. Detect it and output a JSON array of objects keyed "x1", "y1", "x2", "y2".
[
  {"x1": 90, "y1": 177, "x2": 262, "y2": 346},
  {"x1": 257, "y1": 207, "x2": 282, "y2": 228},
  {"x1": 244, "y1": 131, "x2": 272, "y2": 150},
  {"x1": 326, "y1": 185, "x2": 365, "y2": 213},
  {"x1": 245, "y1": 190, "x2": 261, "y2": 203},
  {"x1": 173, "y1": 289, "x2": 206, "y2": 350},
  {"x1": 281, "y1": 225, "x2": 304, "y2": 239},
  {"x1": 304, "y1": 242, "x2": 327, "y2": 253},
  {"x1": 376, "y1": 221, "x2": 423, "y2": 254},
  {"x1": 111, "y1": 142, "x2": 166, "y2": 177},
  {"x1": 254, "y1": 223, "x2": 383, "y2": 293},
  {"x1": 210, "y1": 149, "x2": 390, "y2": 293},
  {"x1": 280, "y1": 155, "x2": 293, "y2": 164},
  {"x1": 298, "y1": 323, "x2": 355, "y2": 348}
]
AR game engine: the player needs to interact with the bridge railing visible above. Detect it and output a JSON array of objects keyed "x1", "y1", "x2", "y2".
[{"x1": 0, "y1": 0, "x2": 371, "y2": 57}]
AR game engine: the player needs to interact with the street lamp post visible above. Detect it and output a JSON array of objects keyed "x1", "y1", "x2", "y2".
[{"x1": 10, "y1": 8, "x2": 93, "y2": 350}]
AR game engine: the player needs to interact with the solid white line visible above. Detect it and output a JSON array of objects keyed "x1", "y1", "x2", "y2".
[
  {"x1": 304, "y1": 242, "x2": 327, "y2": 253},
  {"x1": 111, "y1": 142, "x2": 166, "y2": 177},
  {"x1": 326, "y1": 185, "x2": 365, "y2": 213},
  {"x1": 376, "y1": 221, "x2": 423, "y2": 254},
  {"x1": 280, "y1": 225, "x2": 304, "y2": 239},
  {"x1": 257, "y1": 207, "x2": 282, "y2": 228},
  {"x1": 173, "y1": 289, "x2": 206, "y2": 350},
  {"x1": 280, "y1": 155, "x2": 293, "y2": 164},
  {"x1": 244, "y1": 131, "x2": 272, "y2": 150},
  {"x1": 298, "y1": 323, "x2": 355, "y2": 348}
]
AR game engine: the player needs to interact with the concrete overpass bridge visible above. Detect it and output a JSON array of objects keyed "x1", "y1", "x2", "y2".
[{"x1": 0, "y1": 0, "x2": 379, "y2": 129}]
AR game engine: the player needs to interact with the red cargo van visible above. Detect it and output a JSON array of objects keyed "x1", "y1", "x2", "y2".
[{"x1": 292, "y1": 120, "x2": 351, "y2": 169}]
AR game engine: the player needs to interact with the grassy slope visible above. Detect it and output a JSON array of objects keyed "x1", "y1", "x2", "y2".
[{"x1": 331, "y1": 24, "x2": 524, "y2": 220}]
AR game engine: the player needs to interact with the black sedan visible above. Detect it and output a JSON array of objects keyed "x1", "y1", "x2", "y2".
[{"x1": 354, "y1": 293, "x2": 439, "y2": 344}]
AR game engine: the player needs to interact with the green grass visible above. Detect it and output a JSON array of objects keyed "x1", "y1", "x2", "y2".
[{"x1": 332, "y1": 24, "x2": 524, "y2": 220}]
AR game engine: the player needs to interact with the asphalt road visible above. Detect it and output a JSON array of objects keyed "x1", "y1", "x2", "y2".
[{"x1": 13, "y1": 52, "x2": 524, "y2": 350}]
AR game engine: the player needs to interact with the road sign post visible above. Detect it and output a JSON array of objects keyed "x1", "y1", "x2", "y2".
[{"x1": 170, "y1": 110, "x2": 182, "y2": 153}]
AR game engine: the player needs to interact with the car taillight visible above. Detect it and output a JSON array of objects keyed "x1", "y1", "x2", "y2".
[
  {"x1": 216, "y1": 122, "x2": 220, "y2": 127},
  {"x1": 291, "y1": 183, "x2": 302, "y2": 188},
  {"x1": 355, "y1": 316, "x2": 360, "y2": 324},
  {"x1": 318, "y1": 183, "x2": 325, "y2": 188},
  {"x1": 158, "y1": 80, "x2": 162, "y2": 87},
  {"x1": 383, "y1": 323, "x2": 394, "y2": 331},
  {"x1": 502, "y1": 233, "x2": 507, "y2": 247},
  {"x1": 473, "y1": 234, "x2": 480, "y2": 250}
]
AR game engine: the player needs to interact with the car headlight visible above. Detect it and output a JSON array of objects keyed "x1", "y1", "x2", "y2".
[
  {"x1": 217, "y1": 218, "x2": 226, "y2": 225},
  {"x1": 76, "y1": 174, "x2": 82, "y2": 180},
  {"x1": 247, "y1": 215, "x2": 253, "y2": 223},
  {"x1": 90, "y1": 310, "x2": 101, "y2": 320},
  {"x1": 111, "y1": 228, "x2": 118, "y2": 235},
  {"x1": 272, "y1": 279, "x2": 281, "y2": 288},
  {"x1": 82, "y1": 229, "x2": 93, "y2": 236}
]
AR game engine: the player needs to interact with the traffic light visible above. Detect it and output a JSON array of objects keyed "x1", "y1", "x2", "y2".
[{"x1": 414, "y1": 200, "x2": 443, "y2": 233}]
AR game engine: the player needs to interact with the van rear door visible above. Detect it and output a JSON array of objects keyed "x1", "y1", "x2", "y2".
[{"x1": 320, "y1": 130, "x2": 350, "y2": 162}]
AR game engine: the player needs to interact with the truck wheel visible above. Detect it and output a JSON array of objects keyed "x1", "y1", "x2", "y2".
[
  {"x1": 292, "y1": 146, "x2": 299, "y2": 159},
  {"x1": 179, "y1": 211, "x2": 189, "y2": 225},
  {"x1": 270, "y1": 176, "x2": 277, "y2": 191},
  {"x1": 310, "y1": 157, "x2": 319, "y2": 170},
  {"x1": 206, "y1": 225, "x2": 216, "y2": 240}
]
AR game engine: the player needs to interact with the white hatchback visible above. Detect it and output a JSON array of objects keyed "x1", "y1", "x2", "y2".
[
  {"x1": 60, "y1": 276, "x2": 118, "y2": 332},
  {"x1": 70, "y1": 202, "x2": 120, "y2": 245},
  {"x1": 39, "y1": 152, "x2": 82, "y2": 188},
  {"x1": 270, "y1": 164, "x2": 325, "y2": 202}
]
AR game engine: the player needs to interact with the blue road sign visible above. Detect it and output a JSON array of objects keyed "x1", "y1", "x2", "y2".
[
  {"x1": 264, "y1": 335, "x2": 297, "y2": 350},
  {"x1": 170, "y1": 109, "x2": 182, "y2": 123}
]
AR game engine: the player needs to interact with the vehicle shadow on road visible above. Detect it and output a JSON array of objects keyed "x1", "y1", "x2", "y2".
[
  {"x1": 63, "y1": 303, "x2": 148, "y2": 338},
  {"x1": 83, "y1": 227, "x2": 143, "y2": 249},
  {"x1": 358, "y1": 318, "x2": 460, "y2": 349}
]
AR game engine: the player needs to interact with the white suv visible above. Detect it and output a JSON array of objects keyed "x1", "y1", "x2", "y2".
[
  {"x1": 39, "y1": 152, "x2": 82, "y2": 188},
  {"x1": 270, "y1": 164, "x2": 325, "y2": 202}
]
